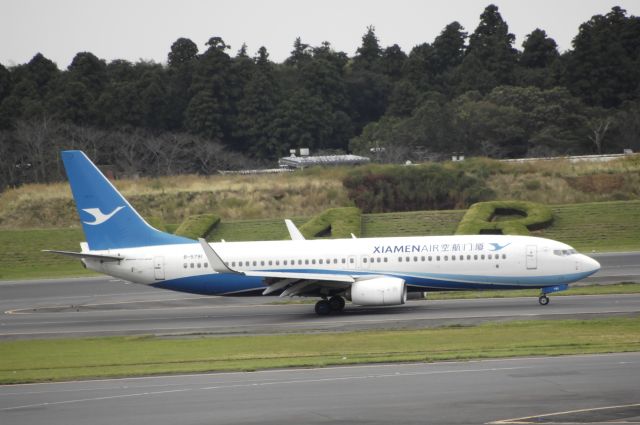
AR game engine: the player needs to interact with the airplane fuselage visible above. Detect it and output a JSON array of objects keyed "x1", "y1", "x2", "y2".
[{"x1": 85, "y1": 234, "x2": 599, "y2": 296}]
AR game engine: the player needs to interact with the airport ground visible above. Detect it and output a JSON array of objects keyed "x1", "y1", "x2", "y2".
[{"x1": 0, "y1": 251, "x2": 638, "y2": 424}]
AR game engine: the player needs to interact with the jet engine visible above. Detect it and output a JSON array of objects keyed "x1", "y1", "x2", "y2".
[{"x1": 348, "y1": 277, "x2": 407, "y2": 306}]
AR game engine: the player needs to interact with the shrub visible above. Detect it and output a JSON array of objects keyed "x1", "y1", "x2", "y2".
[
  {"x1": 173, "y1": 214, "x2": 220, "y2": 239},
  {"x1": 342, "y1": 164, "x2": 494, "y2": 213},
  {"x1": 455, "y1": 200, "x2": 553, "y2": 235},
  {"x1": 299, "y1": 208, "x2": 361, "y2": 239}
]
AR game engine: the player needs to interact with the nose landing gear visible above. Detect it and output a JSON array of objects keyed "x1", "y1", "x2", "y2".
[{"x1": 538, "y1": 284, "x2": 568, "y2": 306}]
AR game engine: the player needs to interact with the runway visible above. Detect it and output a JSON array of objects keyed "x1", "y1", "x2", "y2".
[
  {"x1": 1, "y1": 353, "x2": 639, "y2": 424},
  {"x1": 0, "y1": 252, "x2": 638, "y2": 339}
]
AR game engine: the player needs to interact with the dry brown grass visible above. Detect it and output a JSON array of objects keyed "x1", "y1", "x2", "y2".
[{"x1": 0, "y1": 171, "x2": 352, "y2": 228}]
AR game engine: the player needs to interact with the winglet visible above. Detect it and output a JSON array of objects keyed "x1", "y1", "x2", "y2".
[
  {"x1": 285, "y1": 219, "x2": 305, "y2": 240},
  {"x1": 198, "y1": 238, "x2": 241, "y2": 274}
]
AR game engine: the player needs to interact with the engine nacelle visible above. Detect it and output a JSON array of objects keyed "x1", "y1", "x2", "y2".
[{"x1": 348, "y1": 277, "x2": 407, "y2": 306}]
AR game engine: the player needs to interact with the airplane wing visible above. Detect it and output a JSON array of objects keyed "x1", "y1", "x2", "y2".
[{"x1": 198, "y1": 238, "x2": 361, "y2": 297}]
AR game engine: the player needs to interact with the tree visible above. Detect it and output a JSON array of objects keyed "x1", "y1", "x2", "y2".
[
  {"x1": 353, "y1": 26, "x2": 382, "y2": 72},
  {"x1": 67, "y1": 52, "x2": 107, "y2": 95},
  {"x1": 520, "y1": 29, "x2": 559, "y2": 68},
  {"x1": 380, "y1": 44, "x2": 406, "y2": 80},
  {"x1": 234, "y1": 46, "x2": 280, "y2": 155},
  {"x1": 455, "y1": 4, "x2": 518, "y2": 93},
  {"x1": 185, "y1": 37, "x2": 233, "y2": 143},
  {"x1": 564, "y1": 6, "x2": 640, "y2": 108},
  {"x1": 285, "y1": 37, "x2": 312, "y2": 67},
  {"x1": 168, "y1": 38, "x2": 199, "y2": 67}
]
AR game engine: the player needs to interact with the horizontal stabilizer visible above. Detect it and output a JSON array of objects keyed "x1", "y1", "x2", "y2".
[{"x1": 42, "y1": 250, "x2": 124, "y2": 262}]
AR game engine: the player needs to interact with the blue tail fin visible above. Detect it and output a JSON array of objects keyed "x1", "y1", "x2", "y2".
[{"x1": 61, "y1": 150, "x2": 194, "y2": 250}]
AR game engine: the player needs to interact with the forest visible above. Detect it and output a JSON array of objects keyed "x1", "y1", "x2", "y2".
[{"x1": 0, "y1": 4, "x2": 639, "y2": 190}]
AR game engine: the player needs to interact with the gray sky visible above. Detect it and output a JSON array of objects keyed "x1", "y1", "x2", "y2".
[{"x1": 2, "y1": 0, "x2": 639, "y2": 69}]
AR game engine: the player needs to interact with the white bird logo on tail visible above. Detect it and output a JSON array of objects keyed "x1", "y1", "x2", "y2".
[{"x1": 82, "y1": 206, "x2": 125, "y2": 225}]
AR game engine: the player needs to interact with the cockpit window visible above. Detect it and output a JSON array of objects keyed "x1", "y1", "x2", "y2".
[{"x1": 553, "y1": 249, "x2": 577, "y2": 256}]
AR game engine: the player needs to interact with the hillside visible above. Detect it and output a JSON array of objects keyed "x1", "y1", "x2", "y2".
[
  {"x1": 1, "y1": 156, "x2": 639, "y2": 230},
  {"x1": 1, "y1": 199, "x2": 639, "y2": 280}
]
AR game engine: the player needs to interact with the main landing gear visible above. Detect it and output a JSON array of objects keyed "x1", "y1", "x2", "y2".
[
  {"x1": 538, "y1": 295, "x2": 550, "y2": 306},
  {"x1": 315, "y1": 296, "x2": 346, "y2": 316}
]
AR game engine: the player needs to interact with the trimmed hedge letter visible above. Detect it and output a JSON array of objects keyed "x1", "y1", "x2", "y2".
[{"x1": 455, "y1": 201, "x2": 553, "y2": 236}]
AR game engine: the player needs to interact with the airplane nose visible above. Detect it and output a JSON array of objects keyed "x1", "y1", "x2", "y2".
[{"x1": 582, "y1": 255, "x2": 601, "y2": 274}]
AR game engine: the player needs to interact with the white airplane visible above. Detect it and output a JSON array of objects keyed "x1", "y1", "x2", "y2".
[{"x1": 46, "y1": 151, "x2": 601, "y2": 315}]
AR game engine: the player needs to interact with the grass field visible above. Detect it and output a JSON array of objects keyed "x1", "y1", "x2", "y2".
[
  {"x1": 537, "y1": 200, "x2": 640, "y2": 252},
  {"x1": 1, "y1": 200, "x2": 639, "y2": 280},
  {"x1": 1, "y1": 317, "x2": 638, "y2": 384}
]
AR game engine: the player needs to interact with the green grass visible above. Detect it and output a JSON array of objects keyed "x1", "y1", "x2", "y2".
[
  {"x1": 173, "y1": 214, "x2": 220, "y2": 239},
  {"x1": 1, "y1": 317, "x2": 639, "y2": 384},
  {"x1": 537, "y1": 200, "x2": 640, "y2": 252},
  {"x1": 426, "y1": 282, "x2": 640, "y2": 300},
  {"x1": 207, "y1": 217, "x2": 307, "y2": 242},
  {"x1": 0, "y1": 228, "x2": 96, "y2": 280},
  {"x1": 2, "y1": 200, "x2": 639, "y2": 280},
  {"x1": 362, "y1": 210, "x2": 465, "y2": 237}
]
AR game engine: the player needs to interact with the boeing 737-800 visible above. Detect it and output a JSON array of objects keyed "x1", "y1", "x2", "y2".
[{"x1": 46, "y1": 151, "x2": 600, "y2": 315}]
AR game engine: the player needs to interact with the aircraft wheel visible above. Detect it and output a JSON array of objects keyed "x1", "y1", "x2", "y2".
[
  {"x1": 538, "y1": 295, "x2": 550, "y2": 306},
  {"x1": 329, "y1": 296, "x2": 346, "y2": 312},
  {"x1": 315, "y1": 300, "x2": 331, "y2": 315}
]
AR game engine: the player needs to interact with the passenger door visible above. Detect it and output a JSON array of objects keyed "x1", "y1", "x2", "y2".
[{"x1": 525, "y1": 245, "x2": 537, "y2": 270}]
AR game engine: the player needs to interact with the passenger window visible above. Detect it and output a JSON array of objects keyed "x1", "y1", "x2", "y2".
[
  {"x1": 183, "y1": 263, "x2": 187, "y2": 268},
  {"x1": 467, "y1": 255, "x2": 471, "y2": 260},
  {"x1": 342, "y1": 258, "x2": 346, "y2": 264},
  {"x1": 502, "y1": 254, "x2": 506, "y2": 259},
  {"x1": 481, "y1": 255, "x2": 485, "y2": 260},
  {"x1": 350, "y1": 258, "x2": 354, "y2": 264},
  {"x1": 320, "y1": 259, "x2": 324, "y2": 264},
  {"x1": 474, "y1": 255, "x2": 478, "y2": 260},
  {"x1": 363, "y1": 258, "x2": 367, "y2": 263},
  {"x1": 204, "y1": 263, "x2": 208, "y2": 268},
  {"x1": 190, "y1": 263, "x2": 194, "y2": 268},
  {"x1": 398, "y1": 257, "x2": 403, "y2": 262},
  {"x1": 406, "y1": 256, "x2": 410, "y2": 262},
  {"x1": 488, "y1": 254, "x2": 492, "y2": 260},
  {"x1": 276, "y1": 260, "x2": 280, "y2": 266},
  {"x1": 261, "y1": 261, "x2": 265, "y2": 266},
  {"x1": 452, "y1": 256, "x2": 456, "y2": 261},
  {"x1": 444, "y1": 256, "x2": 448, "y2": 261},
  {"x1": 197, "y1": 263, "x2": 201, "y2": 268},
  {"x1": 428, "y1": 256, "x2": 432, "y2": 262},
  {"x1": 384, "y1": 258, "x2": 388, "y2": 263},
  {"x1": 413, "y1": 256, "x2": 418, "y2": 262}
]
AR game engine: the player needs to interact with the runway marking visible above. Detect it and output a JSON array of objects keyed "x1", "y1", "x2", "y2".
[
  {"x1": 0, "y1": 365, "x2": 532, "y2": 411},
  {"x1": 489, "y1": 403, "x2": 640, "y2": 424}
]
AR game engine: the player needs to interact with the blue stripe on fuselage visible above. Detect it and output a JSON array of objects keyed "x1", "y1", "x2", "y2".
[{"x1": 149, "y1": 267, "x2": 598, "y2": 296}]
